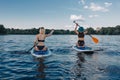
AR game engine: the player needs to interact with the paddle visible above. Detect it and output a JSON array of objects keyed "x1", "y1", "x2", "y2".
[
  {"x1": 26, "y1": 45, "x2": 35, "y2": 53},
  {"x1": 73, "y1": 21, "x2": 99, "y2": 44},
  {"x1": 26, "y1": 42, "x2": 38, "y2": 53},
  {"x1": 88, "y1": 34, "x2": 99, "y2": 44}
]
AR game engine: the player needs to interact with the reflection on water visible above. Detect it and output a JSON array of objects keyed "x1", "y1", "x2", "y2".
[
  {"x1": 77, "y1": 53, "x2": 86, "y2": 63},
  {"x1": 35, "y1": 58, "x2": 46, "y2": 79},
  {"x1": 0, "y1": 35, "x2": 120, "y2": 80},
  {"x1": 72, "y1": 52, "x2": 87, "y2": 80}
]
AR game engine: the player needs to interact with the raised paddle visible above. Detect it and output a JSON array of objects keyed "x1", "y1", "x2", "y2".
[
  {"x1": 88, "y1": 34, "x2": 99, "y2": 44},
  {"x1": 73, "y1": 21, "x2": 99, "y2": 44}
]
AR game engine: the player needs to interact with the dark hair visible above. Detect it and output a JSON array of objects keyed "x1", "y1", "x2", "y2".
[{"x1": 40, "y1": 27, "x2": 44, "y2": 29}]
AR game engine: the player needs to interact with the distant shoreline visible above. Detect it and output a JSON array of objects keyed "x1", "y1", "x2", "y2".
[
  {"x1": 1, "y1": 33, "x2": 120, "y2": 35},
  {"x1": 0, "y1": 24, "x2": 120, "y2": 35}
]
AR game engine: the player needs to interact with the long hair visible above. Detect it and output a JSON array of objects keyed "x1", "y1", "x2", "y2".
[{"x1": 39, "y1": 27, "x2": 45, "y2": 35}]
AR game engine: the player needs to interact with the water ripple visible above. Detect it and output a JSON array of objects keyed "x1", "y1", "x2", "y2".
[{"x1": 0, "y1": 35, "x2": 120, "y2": 80}]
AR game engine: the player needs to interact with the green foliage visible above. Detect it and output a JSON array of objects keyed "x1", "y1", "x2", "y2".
[
  {"x1": 85, "y1": 25, "x2": 120, "y2": 35},
  {"x1": 0, "y1": 25, "x2": 6, "y2": 34},
  {"x1": 0, "y1": 24, "x2": 120, "y2": 35},
  {"x1": 97, "y1": 25, "x2": 120, "y2": 35},
  {"x1": 6, "y1": 28, "x2": 39, "y2": 34},
  {"x1": 86, "y1": 27, "x2": 96, "y2": 34}
]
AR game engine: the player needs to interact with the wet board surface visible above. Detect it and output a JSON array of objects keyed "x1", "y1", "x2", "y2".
[
  {"x1": 31, "y1": 49, "x2": 52, "y2": 58},
  {"x1": 72, "y1": 46, "x2": 94, "y2": 53}
]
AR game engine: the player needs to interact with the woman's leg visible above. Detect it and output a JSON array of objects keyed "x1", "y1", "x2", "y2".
[
  {"x1": 76, "y1": 42, "x2": 80, "y2": 47},
  {"x1": 82, "y1": 41, "x2": 85, "y2": 47},
  {"x1": 43, "y1": 46, "x2": 47, "y2": 51},
  {"x1": 78, "y1": 40, "x2": 85, "y2": 47},
  {"x1": 34, "y1": 46, "x2": 39, "y2": 51},
  {"x1": 34, "y1": 46, "x2": 47, "y2": 51}
]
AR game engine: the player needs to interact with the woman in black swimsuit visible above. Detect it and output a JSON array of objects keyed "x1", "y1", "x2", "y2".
[
  {"x1": 34, "y1": 27, "x2": 54, "y2": 51},
  {"x1": 74, "y1": 23, "x2": 87, "y2": 47}
]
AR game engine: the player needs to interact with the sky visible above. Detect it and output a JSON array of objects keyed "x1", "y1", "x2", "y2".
[{"x1": 0, "y1": 0, "x2": 120, "y2": 30}]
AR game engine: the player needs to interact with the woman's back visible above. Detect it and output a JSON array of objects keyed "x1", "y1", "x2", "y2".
[
  {"x1": 37, "y1": 34, "x2": 46, "y2": 46},
  {"x1": 78, "y1": 32, "x2": 85, "y2": 41}
]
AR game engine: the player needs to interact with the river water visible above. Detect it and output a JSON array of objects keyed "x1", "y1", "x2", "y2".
[{"x1": 0, "y1": 35, "x2": 120, "y2": 80}]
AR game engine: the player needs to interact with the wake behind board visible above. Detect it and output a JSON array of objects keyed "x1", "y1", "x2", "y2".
[
  {"x1": 72, "y1": 46, "x2": 94, "y2": 54},
  {"x1": 31, "y1": 49, "x2": 52, "y2": 58}
]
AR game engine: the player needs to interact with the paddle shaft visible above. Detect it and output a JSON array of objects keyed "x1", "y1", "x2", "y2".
[
  {"x1": 26, "y1": 42, "x2": 38, "y2": 53},
  {"x1": 88, "y1": 34, "x2": 93, "y2": 38},
  {"x1": 26, "y1": 45, "x2": 35, "y2": 53},
  {"x1": 28, "y1": 45, "x2": 35, "y2": 51},
  {"x1": 73, "y1": 21, "x2": 81, "y2": 27}
]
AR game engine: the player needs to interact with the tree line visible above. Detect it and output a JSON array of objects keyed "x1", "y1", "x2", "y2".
[{"x1": 0, "y1": 24, "x2": 120, "y2": 35}]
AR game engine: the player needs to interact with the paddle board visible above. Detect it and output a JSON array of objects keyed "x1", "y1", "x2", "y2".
[
  {"x1": 72, "y1": 46, "x2": 94, "y2": 53},
  {"x1": 31, "y1": 49, "x2": 52, "y2": 58}
]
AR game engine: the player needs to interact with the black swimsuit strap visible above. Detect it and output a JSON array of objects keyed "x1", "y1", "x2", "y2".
[{"x1": 38, "y1": 40, "x2": 45, "y2": 42}]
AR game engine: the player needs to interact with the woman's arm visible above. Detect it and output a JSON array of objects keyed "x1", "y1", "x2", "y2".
[
  {"x1": 34, "y1": 35, "x2": 38, "y2": 46},
  {"x1": 74, "y1": 23, "x2": 79, "y2": 34},
  {"x1": 46, "y1": 29, "x2": 54, "y2": 37},
  {"x1": 84, "y1": 30, "x2": 88, "y2": 34}
]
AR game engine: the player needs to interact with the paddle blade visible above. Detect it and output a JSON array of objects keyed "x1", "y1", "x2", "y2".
[{"x1": 92, "y1": 37, "x2": 99, "y2": 44}]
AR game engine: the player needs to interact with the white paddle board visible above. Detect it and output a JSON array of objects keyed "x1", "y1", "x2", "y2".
[
  {"x1": 31, "y1": 49, "x2": 52, "y2": 58},
  {"x1": 72, "y1": 46, "x2": 94, "y2": 53}
]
